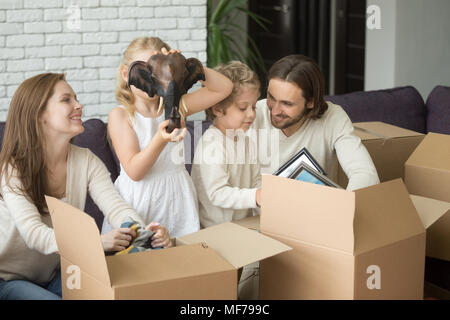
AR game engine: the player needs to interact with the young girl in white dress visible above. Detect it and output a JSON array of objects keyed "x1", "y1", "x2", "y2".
[{"x1": 101, "y1": 37, "x2": 233, "y2": 237}]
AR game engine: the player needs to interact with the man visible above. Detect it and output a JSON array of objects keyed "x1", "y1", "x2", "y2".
[{"x1": 252, "y1": 54, "x2": 379, "y2": 190}]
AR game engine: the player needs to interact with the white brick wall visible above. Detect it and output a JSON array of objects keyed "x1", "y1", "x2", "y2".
[{"x1": 0, "y1": 0, "x2": 207, "y2": 122}]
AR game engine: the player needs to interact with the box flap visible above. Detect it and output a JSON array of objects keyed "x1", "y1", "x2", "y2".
[
  {"x1": 354, "y1": 122, "x2": 423, "y2": 140},
  {"x1": 409, "y1": 195, "x2": 450, "y2": 229},
  {"x1": 232, "y1": 215, "x2": 260, "y2": 231},
  {"x1": 261, "y1": 175, "x2": 355, "y2": 253},
  {"x1": 353, "y1": 180, "x2": 425, "y2": 255},
  {"x1": 406, "y1": 133, "x2": 450, "y2": 171},
  {"x1": 106, "y1": 243, "x2": 234, "y2": 288},
  {"x1": 409, "y1": 194, "x2": 450, "y2": 261},
  {"x1": 177, "y1": 222, "x2": 291, "y2": 269},
  {"x1": 45, "y1": 196, "x2": 111, "y2": 287}
]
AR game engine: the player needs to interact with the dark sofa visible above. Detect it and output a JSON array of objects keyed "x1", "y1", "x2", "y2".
[
  {"x1": 73, "y1": 85, "x2": 449, "y2": 229},
  {"x1": 0, "y1": 85, "x2": 448, "y2": 292}
]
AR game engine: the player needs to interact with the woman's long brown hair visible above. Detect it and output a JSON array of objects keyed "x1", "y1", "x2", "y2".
[{"x1": 0, "y1": 73, "x2": 66, "y2": 215}]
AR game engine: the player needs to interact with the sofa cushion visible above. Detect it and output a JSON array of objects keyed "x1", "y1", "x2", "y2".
[
  {"x1": 325, "y1": 86, "x2": 427, "y2": 133},
  {"x1": 426, "y1": 85, "x2": 450, "y2": 135},
  {"x1": 184, "y1": 119, "x2": 212, "y2": 174}
]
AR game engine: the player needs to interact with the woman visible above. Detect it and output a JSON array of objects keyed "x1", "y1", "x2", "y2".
[{"x1": 0, "y1": 73, "x2": 172, "y2": 300}]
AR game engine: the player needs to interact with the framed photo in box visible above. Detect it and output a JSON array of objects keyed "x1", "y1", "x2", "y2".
[
  {"x1": 289, "y1": 163, "x2": 342, "y2": 189},
  {"x1": 273, "y1": 147, "x2": 326, "y2": 178}
]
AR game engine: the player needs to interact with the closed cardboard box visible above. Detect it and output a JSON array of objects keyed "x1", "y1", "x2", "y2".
[
  {"x1": 46, "y1": 196, "x2": 290, "y2": 300},
  {"x1": 338, "y1": 122, "x2": 424, "y2": 187},
  {"x1": 259, "y1": 175, "x2": 428, "y2": 300},
  {"x1": 405, "y1": 132, "x2": 450, "y2": 203}
]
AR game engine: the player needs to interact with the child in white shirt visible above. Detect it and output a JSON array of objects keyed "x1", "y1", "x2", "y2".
[
  {"x1": 191, "y1": 61, "x2": 262, "y2": 228},
  {"x1": 191, "y1": 61, "x2": 262, "y2": 300}
]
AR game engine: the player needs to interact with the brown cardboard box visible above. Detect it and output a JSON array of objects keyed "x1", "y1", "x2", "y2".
[
  {"x1": 405, "y1": 132, "x2": 450, "y2": 203},
  {"x1": 410, "y1": 195, "x2": 450, "y2": 261},
  {"x1": 232, "y1": 215, "x2": 260, "y2": 231},
  {"x1": 46, "y1": 196, "x2": 291, "y2": 300},
  {"x1": 259, "y1": 175, "x2": 427, "y2": 300},
  {"x1": 338, "y1": 122, "x2": 424, "y2": 187}
]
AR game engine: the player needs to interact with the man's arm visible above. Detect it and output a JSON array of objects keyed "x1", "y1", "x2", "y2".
[{"x1": 329, "y1": 107, "x2": 380, "y2": 190}]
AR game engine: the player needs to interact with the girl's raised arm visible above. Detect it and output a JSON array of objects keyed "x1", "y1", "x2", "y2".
[{"x1": 182, "y1": 66, "x2": 233, "y2": 117}]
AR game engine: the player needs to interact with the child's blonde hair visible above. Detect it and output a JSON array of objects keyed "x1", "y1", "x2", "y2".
[
  {"x1": 206, "y1": 61, "x2": 260, "y2": 121},
  {"x1": 115, "y1": 37, "x2": 171, "y2": 117}
]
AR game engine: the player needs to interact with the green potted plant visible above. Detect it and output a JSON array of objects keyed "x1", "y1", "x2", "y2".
[{"x1": 207, "y1": 0, "x2": 270, "y2": 71}]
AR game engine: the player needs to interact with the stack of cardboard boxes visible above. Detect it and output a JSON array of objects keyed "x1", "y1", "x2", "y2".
[
  {"x1": 48, "y1": 122, "x2": 449, "y2": 300},
  {"x1": 259, "y1": 124, "x2": 450, "y2": 300}
]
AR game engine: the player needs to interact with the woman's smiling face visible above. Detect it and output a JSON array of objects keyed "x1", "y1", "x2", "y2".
[{"x1": 39, "y1": 80, "x2": 84, "y2": 139}]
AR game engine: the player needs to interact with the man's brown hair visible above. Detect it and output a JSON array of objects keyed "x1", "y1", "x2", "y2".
[{"x1": 268, "y1": 54, "x2": 328, "y2": 119}]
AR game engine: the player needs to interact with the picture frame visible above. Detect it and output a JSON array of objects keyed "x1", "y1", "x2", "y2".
[
  {"x1": 273, "y1": 147, "x2": 326, "y2": 178},
  {"x1": 288, "y1": 163, "x2": 342, "y2": 189}
]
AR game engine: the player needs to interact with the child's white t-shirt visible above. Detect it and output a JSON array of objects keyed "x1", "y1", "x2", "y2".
[{"x1": 191, "y1": 125, "x2": 261, "y2": 228}]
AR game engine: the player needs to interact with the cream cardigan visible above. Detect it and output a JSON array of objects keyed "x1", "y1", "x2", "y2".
[{"x1": 0, "y1": 144, "x2": 145, "y2": 285}]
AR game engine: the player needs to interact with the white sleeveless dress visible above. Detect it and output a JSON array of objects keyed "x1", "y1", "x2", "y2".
[{"x1": 101, "y1": 107, "x2": 200, "y2": 237}]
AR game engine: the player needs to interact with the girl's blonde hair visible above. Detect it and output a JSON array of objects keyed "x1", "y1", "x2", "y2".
[
  {"x1": 206, "y1": 61, "x2": 260, "y2": 121},
  {"x1": 115, "y1": 37, "x2": 171, "y2": 117}
]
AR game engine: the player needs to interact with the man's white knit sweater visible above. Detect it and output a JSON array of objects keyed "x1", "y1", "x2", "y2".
[
  {"x1": 0, "y1": 144, "x2": 146, "y2": 285},
  {"x1": 253, "y1": 99, "x2": 379, "y2": 190}
]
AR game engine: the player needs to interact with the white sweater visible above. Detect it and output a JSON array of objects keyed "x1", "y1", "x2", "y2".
[
  {"x1": 0, "y1": 144, "x2": 146, "y2": 285},
  {"x1": 191, "y1": 125, "x2": 261, "y2": 228},
  {"x1": 252, "y1": 99, "x2": 379, "y2": 190}
]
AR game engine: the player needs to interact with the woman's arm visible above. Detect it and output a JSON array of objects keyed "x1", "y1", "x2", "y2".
[
  {"x1": 182, "y1": 67, "x2": 233, "y2": 117},
  {"x1": 108, "y1": 108, "x2": 184, "y2": 181},
  {"x1": 1, "y1": 174, "x2": 58, "y2": 255},
  {"x1": 86, "y1": 149, "x2": 147, "y2": 227},
  {"x1": 86, "y1": 150, "x2": 171, "y2": 248}
]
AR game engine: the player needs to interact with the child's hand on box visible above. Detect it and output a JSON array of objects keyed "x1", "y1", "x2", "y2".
[
  {"x1": 101, "y1": 228, "x2": 137, "y2": 252},
  {"x1": 256, "y1": 188, "x2": 262, "y2": 207},
  {"x1": 146, "y1": 222, "x2": 172, "y2": 248}
]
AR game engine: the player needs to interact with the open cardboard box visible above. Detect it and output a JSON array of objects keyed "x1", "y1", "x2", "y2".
[
  {"x1": 259, "y1": 175, "x2": 430, "y2": 300},
  {"x1": 410, "y1": 195, "x2": 450, "y2": 262},
  {"x1": 338, "y1": 122, "x2": 424, "y2": 187},
  {"x1": 46, "y1": 196, "x2": 291, "y2": 300},
  {"x1": 232, "y1": 215, "x2": 260, "y2": 232},
  {"x1": 231, "y1": 196, "x2": 450, "y2": 263},
  {"x1": 405, "y1": 132, "x2": 450, "y2": 203}
]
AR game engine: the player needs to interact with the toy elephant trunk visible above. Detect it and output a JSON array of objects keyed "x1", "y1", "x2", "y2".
[
  {"x1": 163, "y1": 80, "x2": 182, "y2": 133},
  {"x1": 127, "y1": 52, "x2": 206, "y2": 133}
]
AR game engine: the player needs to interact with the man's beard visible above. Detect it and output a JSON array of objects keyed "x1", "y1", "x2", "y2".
[{"x1": 270, "y1": 107, "x2": 308, "y2": 130}]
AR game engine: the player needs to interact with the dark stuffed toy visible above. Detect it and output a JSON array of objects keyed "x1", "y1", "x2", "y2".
[
  {"x1": 115, "y1": 218, "x2": 160, "y2": 255},
  {"x1": 127, "y1": 52, "x2": 205, "y2": 133}
]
